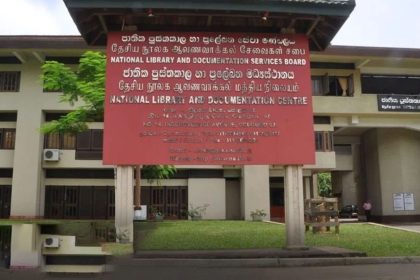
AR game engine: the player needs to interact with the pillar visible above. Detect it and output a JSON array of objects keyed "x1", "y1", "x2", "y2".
[
  {"x1": 241, "y1": 165, "x2": 270, "y2": 220},
  {"x1": 304, "y1": 176, "x2": 311, "y2": 199},
  {"x1": 284, "y1": 165, "x2": 305, "y2": 248},
  {"x1": 115, "y1": 166, "x2": 134, "y2": 242},
  {"x1": 10, "y1": 224, "x2": 41, "y2": 268},
  {"x1": 9, "y1": 95, "x2": 44, "y2": 268},
  {"x1": 312, "y1": 173, "x2": 319, "y2": 198}
]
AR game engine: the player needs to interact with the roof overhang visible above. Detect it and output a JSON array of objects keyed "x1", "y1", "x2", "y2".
[{"x1": 64, "y1": 0, "x2": 355, "y2": 51}]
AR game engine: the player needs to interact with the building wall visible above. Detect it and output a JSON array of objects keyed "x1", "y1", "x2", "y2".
[
  {"x1": 187, "y1": 178, "x2": 226, "y2": 219},
  {"x1": 332, "y1": 171, "x2": 357, "y2": 207},
  {"x1": 2, "y1": 42, "x2": 420, "y2": 248},
  {"x1": 241, "y1": 165, "x2": 270, "y2": 220},
  {"x1": 377, "y1": 128, "x2": 420, "y2": 216},
  {"x1": 362, "y1": 129, "x2": 383, "y2": 215}
]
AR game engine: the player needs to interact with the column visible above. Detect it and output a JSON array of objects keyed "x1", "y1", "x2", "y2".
[
  {"x1": 115, "y1": 166, "x2": 134, "y2": 242},
  {"x1": 9, "y1": 92, "x2": 44, "y2": 268},
  {"x1": 241, "y1": 165, "x2": 270, "y2": 220},
  {"x1": 10, "y1": 224, "x2": 41, "y2": 268},
  {"x1": 304, "y1": 176, "x2": 311, "y2": 199},
  {"x1": 284, "y1": 165, "x2": 305, "y2": 248},
  {"x1": 312, "y1": 173, "x2": 319, "y2": 198}
]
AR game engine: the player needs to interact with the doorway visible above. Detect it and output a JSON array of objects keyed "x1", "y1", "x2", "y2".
[{"x1": 270, "y1": 177, "x2": 284, "y2": 222}]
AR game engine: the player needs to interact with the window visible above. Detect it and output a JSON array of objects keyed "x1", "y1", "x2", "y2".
[
  {"x1": 361, "y1": 74, "x2": 420, "y2": 95},
  {"x1": 45, "y1": 168, "x2": 114, "y2": 179},
  {"x1": 0, "y1": 129, "x2": 16, "y2": 149},
  {"x1": 0, "y1": 71, "x2": 20, "y2": 92},
  {"x1": 44, "y1": 133, "x2": 76, "y2": 150},
  {"x1": 45, "y1": 185, "x2": 115, "y2": 219},
  {"x1": 314, "y1": 131, "x2": 333, "y2": 151},
  {"x1": 334, "y1": 144, "x2": 352, "y2": 154},
  {"x1": 312, "y1": 75, "x2": 354, "y2": 96},
  {"x1": 141, "y1": 186, "x2": 188, "y2": 219},
  {"x1": 76, "y1": 129, "x2": 103, "y2": 160},
  {"x1": 0, "y1": 113, "x2": 17, "y2": 122},
  {"x1": 314, "y1": 116, "x2": 331, "y2": 124},
  {"x1": 0, "y1": 186, "x2": 11, "y2": 218}
]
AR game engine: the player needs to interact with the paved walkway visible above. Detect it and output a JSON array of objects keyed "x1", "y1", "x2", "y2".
[
  {"x1": 387, "y1": 223, "x2": 420, "y2": 233},
  {"x1": 369, "y1": 222, "x2": 420, "y2": 234}
]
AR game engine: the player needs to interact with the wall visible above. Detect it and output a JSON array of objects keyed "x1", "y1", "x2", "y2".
[
  {"x1": 377, "y1": 128, "x2": 420, "y2": 216},
  {"x1": 332, "y1": 171, "x2": 357, "y2": 207},
  {"x1": 362, "y1": 129, "x2": 382, "y2": 215},
  {"x1": 188, "y1": 178, "x2": 226, "y2": 219},
  {"x1": 241, "y1": 165, "x2": 270, "y2": 220}
]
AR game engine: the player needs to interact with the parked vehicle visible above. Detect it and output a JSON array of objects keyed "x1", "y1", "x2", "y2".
[{"x1": 339, "y1": 204, "x2": 358, "y2": 218}]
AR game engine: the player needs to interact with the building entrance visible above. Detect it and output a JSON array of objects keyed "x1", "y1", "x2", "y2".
[{"x1": 270, "y1": 178, "x2": 285, "y2": 222}]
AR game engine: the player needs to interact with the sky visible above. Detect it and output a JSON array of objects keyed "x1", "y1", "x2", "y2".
[{"x1": 0, "y1": 0, "x2": 419, "y2": 48}]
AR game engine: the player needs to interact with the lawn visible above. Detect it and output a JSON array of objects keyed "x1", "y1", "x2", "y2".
[{"x1": 133, "y1": 221, "x2": 420, "y2": 257}]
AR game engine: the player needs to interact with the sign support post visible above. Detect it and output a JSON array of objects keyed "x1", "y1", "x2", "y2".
[
  {"x1": 115, "y1": 166, "x2": 134, "y2": 242},
  {"x1": 284, "y1": 165, "x2": 305, "y2": 248}
]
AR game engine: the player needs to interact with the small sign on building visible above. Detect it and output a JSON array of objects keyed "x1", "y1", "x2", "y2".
[{"x1": 393, "y1": 192, "x2": 415, "y2": 211}]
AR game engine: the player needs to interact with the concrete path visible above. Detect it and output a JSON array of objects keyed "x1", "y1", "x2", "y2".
[{"x1": 386, "y1": 223, "x2": 420, "y2": 233}]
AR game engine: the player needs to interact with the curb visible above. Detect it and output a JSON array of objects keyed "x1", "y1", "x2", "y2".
[{"x1": 126, "y1": 256, "x2": 420, "y2": 268}]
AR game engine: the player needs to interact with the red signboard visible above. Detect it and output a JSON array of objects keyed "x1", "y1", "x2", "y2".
[{"x1": 104, "y1": 32, "x2": 315, "y2": 165}]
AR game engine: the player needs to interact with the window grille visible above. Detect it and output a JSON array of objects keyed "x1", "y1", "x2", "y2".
[{"x1": 0, "y1": 71, "x2": 20, "y2": 92}]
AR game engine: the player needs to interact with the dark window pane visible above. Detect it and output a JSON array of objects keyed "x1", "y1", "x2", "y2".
[
  {"x1": 62, "y1": 133, "x2": 76, "y2": 149},
  {"x1": 0, "y1": 129, "x2": 16, "y2": 149},
  {"x1": 0, "y1": 71, "x2": 20, "y2": 92},
  {"x1": 0, "y1": 186, "x2": 11, "y2": 218},
  {"x1": 45, "y1": 185, "x2": 114, "y2": 220},
  {"x1": 91, "y1": 130, "x2": 103, "y2": 151},
  {"x1": 75, "y1": 129, "x2": 103, "y2": 160},
  {"x1": 79, "y1": 187, "x2": 93, "y2": 219},
  {"x1": 76, "y1": 131, "x2": 91, "y2": 150},
  {"x1": 93, "y1": 186, "x2": 108, "y2": 219},
  {"x1": 314, "y1": 131, "x2": 333, "y2": 152},
  {"x1": 45, "y1": 186, "x2": 64, "y2": 219},
  {"x1": 45, "y1": 133, "x2": 60, "y2": 149},
  {"x1": 362, "y1": 74, "x2": 420, "y2": 95}
]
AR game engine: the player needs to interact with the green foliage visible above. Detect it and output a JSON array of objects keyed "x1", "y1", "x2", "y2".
[
  {"x1": 317, "y1": 172, "x2": 332, "y2": 197},
  {"x1": 250, "y1": 209, "x2": 267, "y2": 217},
  {"x1": 187, "y1": 203, "x2": 209, "y2": 218},
  {"x1": 142, "y1": 165, "x2": 177, "y2": 183},
  {"x1": 41, "y1": 51, "x2": 106, "y2": 133},
  {"x1": 41, "y1": 51, "x2": 176, "y2": 180}
]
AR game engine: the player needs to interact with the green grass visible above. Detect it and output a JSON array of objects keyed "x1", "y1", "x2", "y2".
[
  {"x1": 306, "y1": 223, "x2": 420, "y2": 257},
  {"x1": 135, "y1": 221, "x2": 285, "y2": 250},
  {"x1": 134, "y1": 221, "x2": 420, "y2": 256},
  {"x1": 102, "y1": 242, "x2": 133, "y2": 256}
]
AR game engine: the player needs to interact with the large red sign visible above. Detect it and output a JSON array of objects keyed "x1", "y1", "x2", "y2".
[{"x1": 104, "y1": 32, "x2": 315, "y2": 165}]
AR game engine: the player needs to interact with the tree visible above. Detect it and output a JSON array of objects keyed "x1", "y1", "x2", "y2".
[
  {"x1": 41, "y1": 51, "x2": 176, "y2": 208},
  {"x1": 317, "y1": 172, "x2": 332, "y2": 197}
]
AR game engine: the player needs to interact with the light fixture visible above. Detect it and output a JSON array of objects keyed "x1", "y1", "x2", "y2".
[
  {"x1": 147, "y1": 8, "x2": 154, "y2": 17},
  {"x1": 262, "y1": 11, "x2": 269, "y2": 21}
]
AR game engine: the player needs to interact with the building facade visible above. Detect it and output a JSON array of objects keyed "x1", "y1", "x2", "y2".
[
  {"x1": 2, "y1": 0, "x2": 420, "y2": 270},
  {"x1": 2, "y1": 36, "x2": 420, "y2": 268}
]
